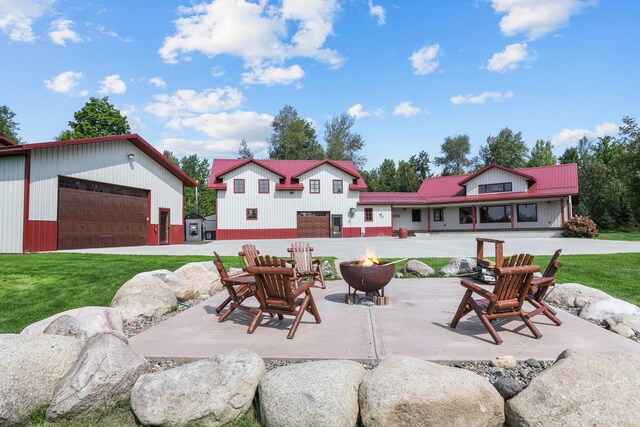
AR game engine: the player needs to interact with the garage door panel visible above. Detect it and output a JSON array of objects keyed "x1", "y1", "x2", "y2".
[{"x1": 297, "y1": 212, "x2": 329, "y2": 238}]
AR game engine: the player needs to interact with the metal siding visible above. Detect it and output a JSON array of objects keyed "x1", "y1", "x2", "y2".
[
  {"x1": 392, "y1": 208, "x2": 427, "y2": 230},
  {"x1": 29, "y1": 140, "x2": 183, "y2": 225},
  {"x1": 515, "y1": 199, "x2": 563, "y2": 228},
  {"x1": 465, "y1": 168, "x2": 529, "y2": 196},
  {"x1": 0, "y1": 156, "x2": 25, "y2": 253},
  {"x1": 430, "y1": 206, "x2": 473, "y2": 231}
]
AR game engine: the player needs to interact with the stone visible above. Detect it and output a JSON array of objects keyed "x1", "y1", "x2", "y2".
[
  {"x1": 440, "y1": 257, "x2": 477, "y2": 276},
  {"x1": 43, "y1": 315, "x2": 88, "y2": 342},
  {"x1": 493, "y1": 378, "x2": 523, "y2": 400},
  {"x1": 145, "y1": 269, "x2": 198, "y2": 301},
  {"x1": 506, "y1": 350, "x2": 640, "y2": 426},
  {"x1": 260, "y1": 360, "x2": 365, "y2": 427},
  {"x1": 402, "y1": 259, "x2": 435, "y2": 277},
  {"x1": 544, "y1": 283, "x2": 610, "y2": 308},
  {"x1": 0, "y1": 334, "x2": 83, "y2": 425},
  {"x1": 579, "y1": 297, "x2": 640, "y2": 321},
  {"x1": 491, "y1": 355, "x2": 517, "y2": 369},
  {"x1": 322, "y1": 260, "x2": 334, "y2": 277},
  {"x1": 131, "y1": 349, "x2": 264, "y2": 427},
  {"x1": 110, "y1": 274, "x2": 177, "y2": 322},
  {"x1": 525, "y1": 358, "x2": 541, "y2": 368},
  {"x1": 359, "y1": 355, "x2": 504, "y2": 427},
  {"x1": 602, "y1": 314, "x2": 640, "y2": 334},
  {"x1": 489, "y1": 367, "x2": 504, "y2": 377},
  {"x1": 174, "y1": 262, "x2": 222, "y2": 297},
  {"x1": 21, "y1": 306, "x2": 124, "y2": 338},
  {"x1": 610, "y1": 323, "x2": 635, "y2": 338},
  {"x1": 46, "y1": 332, "x2": 149, "y2": 420}
]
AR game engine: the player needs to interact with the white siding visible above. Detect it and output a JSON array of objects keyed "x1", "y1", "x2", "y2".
[
  {"x1": 430, "y1": 206, "x2": 473, "y2": 231},
  {"x1": 393, "y1": 208, "x2": 427, "y2": 231},
  {"x1": 353, "y1": 205, "x2": 392, "y2": 231},
  {"x1": 515, "y1": 199, "x2": 564, "y2": 229},
  {"x1": 0, "y1": 156, "x2": 25, "y2": 253},
  {"x1": 29, "y1": 140, "x2": 184, "y2": 225},
  {"x1": 465, "y1": 168, "x2": 529, "y2": 196}
]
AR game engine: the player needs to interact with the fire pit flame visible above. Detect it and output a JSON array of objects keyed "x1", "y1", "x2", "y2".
[{"x1": 360, "y1": 248, "x2": 381, "y2": 266}]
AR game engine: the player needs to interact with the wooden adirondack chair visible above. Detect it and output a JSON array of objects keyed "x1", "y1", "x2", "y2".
[
  {"x1": 525, "y1": 249, "x2": 563, "y2": 326},
  {"x1": 239, "y1": 244, "x2": 261, "y2": 268},
  {"x1": 287, "y1": 241, "x2": 325, "y2": 288},
  {"x1": 450, "y1": 254, "x2": 541, "y2": 345},
  {"x1": 213, "y1": 252, "x2": 257, "y2": 323},
  {"x1": 246, "y1": 256, "x2": 321, "y2": 339}
]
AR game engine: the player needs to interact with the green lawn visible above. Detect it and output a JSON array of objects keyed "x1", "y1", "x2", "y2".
[
  {"x1": 597, "y1": 231, "x2": 640, "y2": 241},
  {"x1": 1, "y1": 252, "x2": 639, "y2": 334}
]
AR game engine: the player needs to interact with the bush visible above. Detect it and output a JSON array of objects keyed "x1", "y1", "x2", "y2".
[{"x1": 562, "y1": 216, "x2": 599, "y2": 238}]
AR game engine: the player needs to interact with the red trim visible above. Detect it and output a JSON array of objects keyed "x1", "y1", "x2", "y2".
[
  {"x1": 22, "y1": 151, "x2": 31, "y2": 252},
  {"x1": 427, "y1": 207, "x2": 431, "y2": 232},
  {"x1": 217, "y1": 228, "x2": 297, "y2": 240},
  {"x1": 159, "y1": 208, "x2": 170, "y2": 245},
  {"x1": 275, "y1": 183, "x2": 304, "y2": 191},
  {"x1": 146, "y1": 192, "x2": 156, "y2": 245},
  {"x1": 309, "y1": 179, "x2": 320, "y2": 194},
  {"x1": 233, "y1": 179, "x2": 245, "y2": 194},
  {"x1": 215, "y1": 192, "x2": 218, "y2": 237},
  {"x1": 212, "y1": 159, "x2": 285, "y2": 181},
  {"x1": 561, "y1": 198, "x2": 565, "y2": 225},
  {"x1": 293, "y1": 159, "x2": 361, "y2": 180},
  {"x1": 364, "y1": 226, "x2": 393, "y2": 237},
  {"x1": 210, "y1": 183, "x2": 227, "y2": 190},
  {"x1": 511, "y1": 204, "x2": 515, "y2": 230},
  {"x1": 170, "y1": 225, "x2": 184, "y2": 244},
  {"x1": 246, "y1": 208, "x2": 258, "y2": 220},
  {"x1": 333, "y1": 179, "x2": 343, "y2": 194},
  {"x1": 458, "y1": 163, "x2": 536, "y2": 186},
  {"x1": 0, "y1": 136, "x2": 17, "y2": 146},
  {"x1": 479, "y1": 182, "x2": 513, "y2": 194},
  {"x1": 472, "y1": 206, "x2": 477, "y2": 231},
  {"x1": 258, "y1": 179, "x2": 270, "y2": 194},
  {"x1": 24, "y1": 220, "x2": 57, "y2": 252},
  {"x1": 342, "y1": 227, "x2": 361, "y2": 238}
]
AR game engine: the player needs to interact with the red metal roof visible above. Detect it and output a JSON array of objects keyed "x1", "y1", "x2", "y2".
[
  {"x1": 0, "y1": 134, "x2": 197, "y2": 186},
  {"x1": 209, "y1": 158, "x2": 368, "y2": 190},
  {"x1": 0, "y1": 136, "x2": 17, "y2": 146}
]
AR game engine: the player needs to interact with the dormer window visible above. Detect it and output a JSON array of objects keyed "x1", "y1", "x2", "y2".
[
  {"x1": 479, "y1": 182, "x2": 512, "y2": 194},
  {"x1": 215, "y1": 177, "x2": 223, "y2": 183},
  {"x1": 352, "y1": 178, "x2": 358, "y2": 185},
  {"x1": 279, "y1": 178, "x2": 286, "y2": 184},
  {"x1": 292, "y1": 178, "x2": 300, "y2": 184}
]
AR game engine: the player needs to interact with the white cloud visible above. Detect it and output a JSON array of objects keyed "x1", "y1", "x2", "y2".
[
  {"x1": 158, "y1": 137, "x2": 268, "y2": 159},
  {"x1": 347, "y1": 103, "x2": 382, "y2": 119},
  {"x1": 99, "y1": 74, "x2": 127, "y2": 95},
  {"x1": 0, "y1": 0, "x2": 53, "y2": 42},
  {"x1": 409, "y1": 44, "x2": 440, "y2": 75},
  {"x1": 241, "y1": 64, "x2": 304, "y2": 86},
  {"x1": 450, "y1": 91, "x2": 514, "y2": 105},
  {"x1": 44, "y1": 70, "x2": 83, "y2": 94},
  {"x1": 368, "y1": 0, "x2": 386, "y2": 25},
  {"x1": 489, "y1": 0, "x2": 593, "y2": 40},
  {"x1": 145, "y1": 87, "x2": 244, "y2": 118},
  {"x1": 149, "y1": 76, "x2": 166, "y2": 88},
  {"x1": 487, "y1": 42, "x2": 536, "y2": 73},
  {"x1": 158, "y1": 0, "x2": 342, "y2": 85},
  {"x1": 120, "y1": 105, "x2": 147, "y2": 133},
  {"x1": 49, "y1": 19, "x2": 82, "y2": 46},
  {"x1": 97, "y1": 24, "x2": 132, "y2": 42},
  {"x1": 211, "y1": 66, "x2": 225, "y2": 77},
  {"x1": 551, "y1": 122, "x2": 618, "y2": 147},
  {"x1": 393, "y1": 101, "x2": 421, "y2": 117}
]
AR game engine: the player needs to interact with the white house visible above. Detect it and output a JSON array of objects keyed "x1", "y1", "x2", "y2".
[{"x1": 0, "y1": 134, "x2": 196, "y2": 253}]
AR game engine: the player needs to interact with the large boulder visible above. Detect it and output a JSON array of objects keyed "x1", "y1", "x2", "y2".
[
  {"x1": 0, "y1": 334, "x2": 83, "y2": 425},
  {"x1": 111, "y1": 274, "x2": 177, "y2": 323},
  {"x1": 544, "y1": 283, "x2": 610, "y2": 308},
  {"x1": 579, "y1": 297, "x2": 640, "y2": 321},
  {"x1": 359, "y1": 355, "x2": 504, "y2": 427},
  {"x1": 131, "y1": 349, "x2": 264, "y2": 427},
  {"x1": 21, "y1": 306, "x2": 123, "y2": 339},
  {"x1": 440, "y1": 257, "x2": 477, "y2": 276},
  {"x1": 46, "y1": 332, "x2": 149, "y2": 420},
  {"x1": 402, "y1": 260, "x2": 435, "y2": 277},
  {"x1": 144, "y1": 269, "x2": 199, "y2": 301},
  {"x1": 506, "y1": 350, "x2": 640, "y2": 426},
  {"x1": 44, "y1": 315, "x2": 88, "y2": 342},
  {"x1": 174, "y1": 262, "x2": 222, "y2": 297},
  {"x1": 260, "y1": 360, "x2": 366, "y2": 427},
  {"x1": 605, "y1": 313, "x2": 640, "y2": 334}
]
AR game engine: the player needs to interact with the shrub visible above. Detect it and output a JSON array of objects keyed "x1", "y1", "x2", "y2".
[{"x1": 562, "y1": 216, "x2": 599, "y2": 238}]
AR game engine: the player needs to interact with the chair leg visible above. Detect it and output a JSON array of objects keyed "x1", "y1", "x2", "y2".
[
  {"x1": 306, "y1": 291, "x2": 321, "y2": 323},
  {"x1": 520, "y1": 312, "x2": 543, "y2": 339},
  {"x1": 218, "y1": 304, "x2": 236, "y2": 322},
  {"x1": 318, "y1": 268, "x2": 326, "y2": 289},
  {"x1": 288, "y1": 296, "x2": 310, "y2": 339},
  {"x1": 247, "y1": 309, "x2": 263, "y2": 334},
  {"x1": 451, "y1": 290, "x2": 473, "y2": 328},
  {"x1": 541, "y1": 305, "x2": 562, "y2": 326},
  {"x1": 215, "y1": 296, "x2": 232, "y2": 314},
  {"x1": 470, "y1": 300, "x2": 503, "y2": 345},
  {"x1": 526, "y1": 297, "x2": 562, "y2": 326}
]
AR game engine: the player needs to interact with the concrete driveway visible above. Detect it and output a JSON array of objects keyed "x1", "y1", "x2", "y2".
[{"x1": 62, "y1": 231, "x2": 640, "y2": 258}]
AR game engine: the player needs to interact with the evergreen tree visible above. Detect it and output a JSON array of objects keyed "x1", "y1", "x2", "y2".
[
  {"x1": 527, "y1": 139, "x2": 557, "y2": 167},
  {"x1": 434, "y1": 134, "x2": 472, "y2": 176},
  {"x1": 409, "y1": 150, "x2": 432, "y2": 179},
  {"x1": 396, "y1": 160, "x2": 421, "y2": 192},
  {"x1": 268, "y1": 105, "x2": 324, "y2": 160},
  {"x1": 179, "y1": 154, "x2": 215, "y2": 217},
  {"x1": 238, "y1": 138, "x2": 253, "y2": 159},
  {"x1": 559, "y1": 147, "x2": 579, "y2": 164},
  {"x1": 377, "y1": 159, "x2": 398, "y2": 192},
  {"x1": 324, "y1": 113, "x2": 366, "y2": 169},
  {"x1": 0, "y1": 105, "x2": 24, "y2": 144},
  {"x1": 57, "y1": 97, "x2": 131, "y2": 140},
  {"x1": 479, "y1": 127, "x2": 529, "y2": 169}
]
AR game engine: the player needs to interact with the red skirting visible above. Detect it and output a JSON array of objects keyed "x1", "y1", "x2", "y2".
[
  {"x1": 146, "y1": 223, "x2": 158, "y2": 246},
  {"x1": 364, "y1": 226, "x2": 393, "y2": 237},
  {"x1": 170, "y1": 225, "x2": 184, "y2": 244},
  {"x1": 342, "y1": 227, "x2": 361, "y2": 238},
  {"x1": 217, "y1": 228, "x2": 298, "y2": 240},
  {"x1": 24, "y1": 220, "x2": 57, "y2": 252}
]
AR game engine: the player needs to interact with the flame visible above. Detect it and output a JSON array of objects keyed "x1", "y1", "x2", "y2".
[{"x1": 361, "y1": 248, "x2": 380, "y2": 266}]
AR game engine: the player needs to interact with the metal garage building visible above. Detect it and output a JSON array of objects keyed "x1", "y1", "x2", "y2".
[{"x1": 0, "y1": 134, "x2": 196, "y2": 253}]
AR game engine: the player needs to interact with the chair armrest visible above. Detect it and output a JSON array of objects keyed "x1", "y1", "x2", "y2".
[
  {"x1": 460, "y1": 279, "x2": 496, "y2": 301},
  {"x1": 283, "y1": 258, "x2": 297, "y2": 267},
  {"x1": 495, "y1": 265, "x2": 541, "y2": 276},
  {"x1": 292, "y1": 278, "x2": 315, "y2": 297},
  {"x1": 312, "y1": 258, "x2": 322, "y2": 266},
  {"x1": 531, "y1": 276, "x2": 555, "y2": 287}
]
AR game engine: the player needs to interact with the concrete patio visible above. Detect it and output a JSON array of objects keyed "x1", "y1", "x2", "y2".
[{"x1": 130, "y1": 278, "x2": 640, "y2": 362}]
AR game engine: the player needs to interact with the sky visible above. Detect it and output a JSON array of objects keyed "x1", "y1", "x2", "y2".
[{"x1": 1, "y1": 0, "x2": 639, "y2": 171}]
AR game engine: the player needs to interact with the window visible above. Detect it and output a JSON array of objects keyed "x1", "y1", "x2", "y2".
[
  {"x1": 433, "y1": 208, "x2": 444, "y2": 222},
  {"x1": 258, "y1": 179, "x2": 269, "y2": 194},
  {"x1": 412, "y1": 209, "x2": 421, "y2": 222},
  {"x1": 365, "y1": 208, "x2": 373, "y2": 222},
  {"x1": 459, "y1": 207, "x2": 474, "y2": 224},
  {"x1": 310, "y1": 179, "x2": 320, "y2": 194},
  {"x1": 480, "y1": 205, "x2": 512, "y2": 223},
  {"x1": 234, "y1": 179, "x2": 245, "y2": 194},
  {"x1": 333, "y1": 179, "x2": 343, "y2": 193},
  {"x1": 479, "y1": 182, "x2": 513, "y2": 194},
  {"x1": 517, "y1": 203, "x2": 537, "y2": 222},
  {"x1": 246, "y1": 208, "x2": 258, "y2": 220}
]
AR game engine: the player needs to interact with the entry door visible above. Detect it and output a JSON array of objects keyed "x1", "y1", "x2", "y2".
[
  {"x1": 331, "y1": 214, "x2": 343, "y2": 238},
  {"x1": 159, "y1": 209, "x2": 170, "y2": 245}
]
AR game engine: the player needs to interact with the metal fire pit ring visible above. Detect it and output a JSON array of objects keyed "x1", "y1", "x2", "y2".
[{"x1": 339, "y1": 261, "x2": 395, "y2": 293}]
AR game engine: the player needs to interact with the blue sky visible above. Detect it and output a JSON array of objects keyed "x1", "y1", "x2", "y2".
[{"x1": 1, "y1": 0, "x2": 638, "y2": 170}]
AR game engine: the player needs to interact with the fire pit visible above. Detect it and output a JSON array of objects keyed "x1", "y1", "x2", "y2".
[{"x1": 340, "y1": 253, "x2": 399, "y2": 305}]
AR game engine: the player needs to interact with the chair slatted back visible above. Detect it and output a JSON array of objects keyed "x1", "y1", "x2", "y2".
[
  {"x1": 213, "y1": 251, "x2": 229, "y2": 279},
  {"x1": 288, "y1": 242, "x2": 314, "y2": 273},
  {"x1": 543, "y1": 249, "x2": 563, "y2": 278},
  {"x1": 239, "y1": 244, "x2": 260, "y2": 268},
  {"x1": 489, "y1": 254, "x2": 536, "y2": 313},
  {"x1": 249, "y1": 257, "x2": 297, "y2": 311}
]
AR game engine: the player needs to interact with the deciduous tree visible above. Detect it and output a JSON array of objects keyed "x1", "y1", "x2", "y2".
[
  {"x1": 57, "y1": 97, "x2": 131, "y2": 140},
  {"x1": 409, "y1": 150, "x2": 432, "y2": 179},
  {"x1": 238, "y1": 138, "x2": 253, "y2": 159},
  {"x1": 324, "y1": 113, "x2": 366, "y2": 169},
  {"x1": 479, "y1": 127, "x2": 529, "y2": 169},
  {"x1": 527, "y1": 139, "x2": 557, "y2": 167},
  {"x1": 396, "y1": 160, "x2": 421, "y2": 192},
  {"x1": 0, "y1": 105, "x2": 24, "y2": 144},
  {"x1": 268, "y1": 105, "x2": 324, "y2": 160},
  {"x1": 434, "y1": 134, "x2": 472, "y2": 176}
]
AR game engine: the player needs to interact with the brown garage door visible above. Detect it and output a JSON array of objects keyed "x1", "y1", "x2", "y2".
[
  {"x1": 297, "y1": 212, "x2": 330, "y2": 238},
  {"x1": 57, "y1": 178, "x2": 148, "y2": 250}
]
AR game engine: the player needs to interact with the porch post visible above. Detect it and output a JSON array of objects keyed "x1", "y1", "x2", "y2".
[
  {"x1": 427, "y1": 207, "x2": 431, "y2": 232},
  {"x1": 561, "y1": 198, "x2": 565, "y2": 225},
  {"x1": 472, "y1": 206, "x2": 477, "y2": 231},
  {"x1": 511, "y1": 203, "x2": 515, "y2": 230},
  {"x1": 568, "y1": 195, "x2": 573, "y2": 218}
]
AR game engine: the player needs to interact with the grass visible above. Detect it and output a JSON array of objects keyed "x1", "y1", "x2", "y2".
[{"x1": 596, "y1": 231, "x2": 640, "y2": 241}]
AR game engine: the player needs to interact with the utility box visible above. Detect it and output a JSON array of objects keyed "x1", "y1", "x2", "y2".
[
  {"x1": 203, "y1": 214, "x2": 216, "y2": 240},
  {"x1": 184, "y1": 213, "x2": 204, "y2": 242}
]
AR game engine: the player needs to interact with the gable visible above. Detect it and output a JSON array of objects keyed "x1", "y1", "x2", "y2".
[{"x1": 464, "y1": 167, "x2": 530, "y2": 196}]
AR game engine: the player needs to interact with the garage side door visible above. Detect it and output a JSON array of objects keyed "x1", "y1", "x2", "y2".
[
  {"x1": 58, "y1": 178, "x2": 147, "y2": 250},
  {"x1": 297, "y1": 212, "x2": 330, "y2": 238}
]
